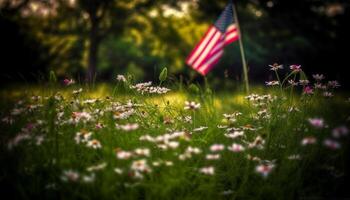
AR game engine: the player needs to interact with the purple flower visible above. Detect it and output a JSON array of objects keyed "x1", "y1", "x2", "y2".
[
  {"x1": 290, "y1": 65, "x2": 302, "y2": 72},
  {"x1": 308, "y1": 118, "x2": 324, "y2": 128},
  {"x1": 63, "y1": 78, "x2": 75, "y2": 86},
  {"x1": 303, "y1": 86, "x2": 314, "y2": 95}
]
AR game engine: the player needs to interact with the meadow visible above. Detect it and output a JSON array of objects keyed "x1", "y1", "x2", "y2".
[{"x1": 1, "y1": 66, "x2": 350, "y2": 199}]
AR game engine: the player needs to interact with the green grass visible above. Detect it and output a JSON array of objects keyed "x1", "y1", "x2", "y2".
[{"x1": 1, "y1": 81, "x2": 350, "y2": 200}]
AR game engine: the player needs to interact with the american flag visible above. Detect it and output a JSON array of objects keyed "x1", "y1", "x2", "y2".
[{"x1": 186, "y1": 1, "x2": 239, "y2": 75}]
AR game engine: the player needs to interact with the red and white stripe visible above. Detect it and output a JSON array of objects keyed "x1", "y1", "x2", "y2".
[{"x1": 186, "y1": 24, "x2": 239, "y2": 76}]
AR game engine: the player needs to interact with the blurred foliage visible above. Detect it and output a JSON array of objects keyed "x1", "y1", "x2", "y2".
[{"x1": 0, "y1": 0, "x2": 349, "y2": 87}]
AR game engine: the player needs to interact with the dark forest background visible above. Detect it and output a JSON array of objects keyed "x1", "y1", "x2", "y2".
[{"x1": 1, "y1": 0, "x2": 349, "y2": 88}]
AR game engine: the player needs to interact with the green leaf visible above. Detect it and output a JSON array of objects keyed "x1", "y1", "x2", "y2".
[
  {"x1": 159, "y1": 67, "x2": 168, "y2": 82},
  {"x1": 49, "y1": 70, "x2": 57, "y2": 83}
]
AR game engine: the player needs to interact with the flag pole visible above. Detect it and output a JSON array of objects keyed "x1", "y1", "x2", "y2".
[{"x1": 232, "y1": 1, "x2": 249, "y2": 93}]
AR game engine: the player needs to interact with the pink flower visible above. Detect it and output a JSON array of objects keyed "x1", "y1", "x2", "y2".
[
  {"x1": 63, "y1": 78, "x2": 75, "y2": 86},
  {"x1": 95, "y1": 123, "x2": 104, "y2": 129},
  {"x1": 303, "y1": 86, "x2": 313, "y2": 95},
  {"x1": 290, "y1": 65, "x2": 302, "y2": 72},
  {"x1": 308, "y1": 118, "x2": 324, "y2": 128},
  {"x1": 210, "y1": 144, "x2": 225, "y2": 152},
  {"x1": 255, "y1": 163, "x2": 275, "y2": 177},
  {"x1": 199, "y1": 166, "x2": 215, "y2": 175},
  {"x1": 227, "y1": 143, "x2": 245, "y2": 152},
  {"x1": 301, "y1": 136, "x2": 317, "y2": 146}
]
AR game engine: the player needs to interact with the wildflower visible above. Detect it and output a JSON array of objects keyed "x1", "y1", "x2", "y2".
[
  {"x1": 87, "y1": 139, "x2": 102, "y2": 149},
  {"x1": 225, "y1": 131, "x2": 244, "y2": 139},
  {"x1": 228, "y1": 143, "x2": 245, "y2": 152},
  {"x1": 130, "y1": 81, "x2": 170, "y2": 94},
  {"x1": 328, "y1": 80, "x2": 340, "y2": 88},
  {"x1": 301, "y1": 136, "x2": 317, "y2": 146},
  {"x1": 70, "y1": 111, "x2": 92, "y2": 123},
  {"x1": 35, "y1": 135, "x2": 45, "y2": 145},
  {"x1": 128, "y1": 171, "x2": 144, "y2": 179},
  {"x1": 248, "y1": 136, "x2": 265, "y2": 149},
  {"x1": 332, "y1": 126, "x2": 349, "y2": 138},
  {"x1": 323, "y1": 139, "x2": 341, "y2": 150},
  {"x1": 113, "y1": 109, "x2": 134, "y2": 120},
  {"x1": 206, "y1": 154, "x2": 221, "y2": 160},
  {"x1": 114, "y1": 168, "x2": 123, "y2": 174},
  {"x1": 288, "y1": 79, "x2": 298, "y2": 86},
  {"x1": 134, "y1": 148, "x2": 151, "y2": 157},
  {"x1": 193, "y1": 126, "x2": 208, "y2": 132},
  {"x1": 116, "y1": 123, "x2": 139, "y2": 131},
  {"x1": 7, "y1": 133, "x2": 31, "y2": 150},
  {"x1": 82, "y1": 173, "x2": 95, "y2": 183},
  {"x1": 87, "y1": 162, "x2": 107, "y2": 172},
  {"x1": 265, "y1": 81, "x2": 279, "y2": 86},
  {"x1": 63, "y1": 78, "x2": 75, "y2": 86},
  {"x1": 83, "y1": 99, "x2": 97, "y2": 104},
  {"x1": 165, "y1": 141, "x2": 180, "y2": 149},
  {"x1": 2, "y1": 116, "x2": 14, "y2": 124},
  {"x1": 312, "y1": 74, "x2": 325, "y2": 81},
  {"x1": 184, "y1": 101, "x2": 201, "y2": 110},
  {"x1": 269, "y1": 63, "x2": 283, "y2": 71},
  {"x1": 164, "y1": 161, "x2": 173, "y2": 166},
  {"x1": 186, "y1": 146, "x2": 201, "y2": 154},
  {"x1": 93, "y1": 122, "x2": 103, "y2": 129},
  {"x1": 115, "y1": 149, "x2": 133, "y2": 160},
  {"x1": 75, "y1": 130, "x2": 92, "y2": 144},
  {"x1": 210, "y1": 144, "x2": 225, "y2": 152},
  {"x1": 223, "y1": 112, "x2": 242, "y2": 122},
  {"x1": 179, "y1": 146, "x2": 201, "y2": 160},
  {"x1": 199, "y1": 166, "x2": 215, "y2": 175},
  {"x1": 299, "y1": 80, "x2": 310, "y2": 86},
  {"x1": 314, "y1": 83, "x2": 324, "y2": 89},
  {"x1": 61, "y1": 170, "x2": 80, "y2": 182},
  {"x1": 131, "y1": 159, "x2": 152, "y2": 173},
  {"x1": 116, "y1": 75, "x2": 126, "y2": 82},
  {"x1": 290, "y1": 65, "x2": 302, "y2": 72},
  {"x1": 303, "y1": 86, "x2": 313, "y2": 95},
  {"x1": 323, "y1": 92, "x2": 333, "y2": 97},
  {"x1": 308, "y1": 118, "x2": 324, "y2": 128},
  {"x1": 255, "y1": 163, "x2": 275, "y2": 177},
  {"x1": 257, "y1": 109, "x2": 271, "y2": 119},
  {"x1": 247, "y1": 154, "x2": 261, "y2": 162},
  {"x1": 72, "y1": 88, "x2": 83, "y2": 95},
  {"x1": 184, "y1": 116, "x2": 193, "y2": 123}
]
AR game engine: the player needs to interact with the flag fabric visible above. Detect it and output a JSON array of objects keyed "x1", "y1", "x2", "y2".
[{"x1": 186, "y1": 1, "x2": 239, "y2": 75}]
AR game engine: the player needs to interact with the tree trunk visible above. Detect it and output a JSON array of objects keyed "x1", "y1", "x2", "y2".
[{"x1": 87, "y1": 16, "x2": 99, "y2": 83}]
